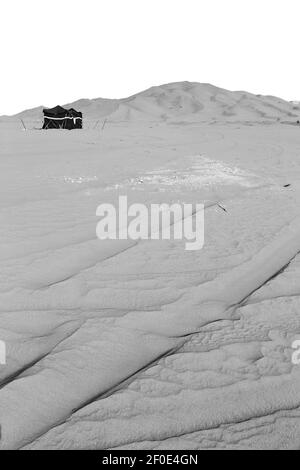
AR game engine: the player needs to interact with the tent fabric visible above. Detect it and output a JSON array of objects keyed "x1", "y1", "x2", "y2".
[
  {"x1": 68, "y1": 108, "x2": 82, "y2": 117},
  {"x1": 43, "y1": 106, "x2": 82, "y2": 129},
  {"x1": 43, "y1": 105, "x2": 67, "y2": 117}
]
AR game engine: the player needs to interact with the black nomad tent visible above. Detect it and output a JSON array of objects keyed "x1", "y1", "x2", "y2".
[{"x1": 42, "y1": 105, "x2": 82, "y2": 129}]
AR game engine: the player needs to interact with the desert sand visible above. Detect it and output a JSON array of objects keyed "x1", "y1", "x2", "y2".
[{"x1": 0, "y1": 82, "x2": 300, "y2": 449}]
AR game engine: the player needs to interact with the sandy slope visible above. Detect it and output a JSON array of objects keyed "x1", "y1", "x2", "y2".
[
  {"x1": 2, "y1": 82, "x2": 300, "y2": 126},
  {"x1": 0, "y1": 88, "x2": 300, "y2": 449}
]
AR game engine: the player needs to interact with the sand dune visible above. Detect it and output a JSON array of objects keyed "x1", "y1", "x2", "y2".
[
  {"x1": 1, "y1": 84, "x2": 300, "y2": 449},
  {"x1": 2, "y1": 82, "x2": 300, "y2": 124}
]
